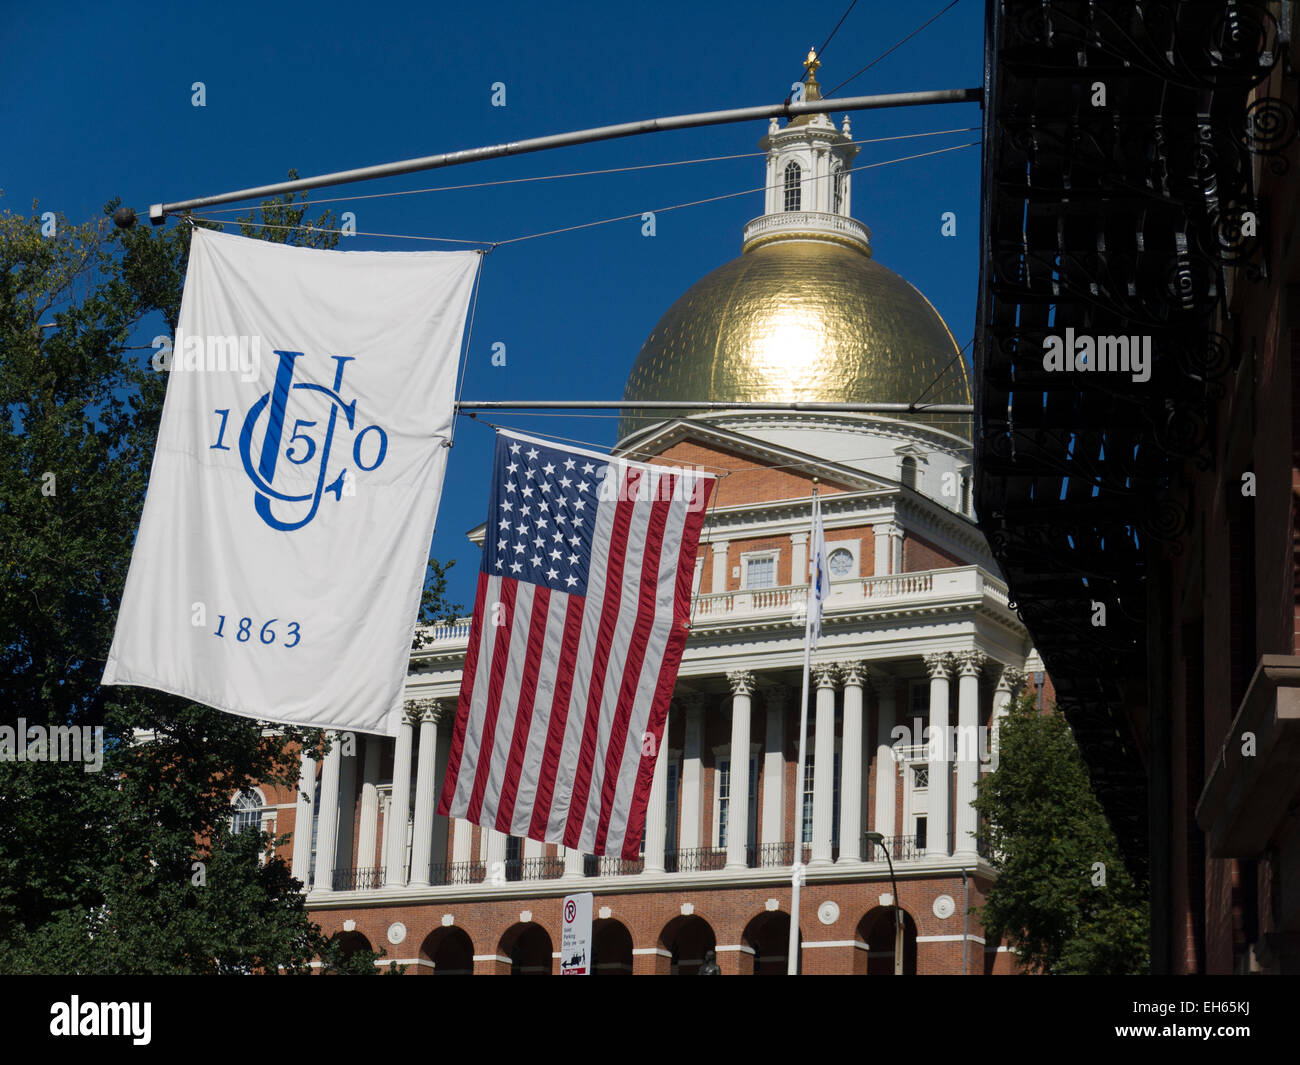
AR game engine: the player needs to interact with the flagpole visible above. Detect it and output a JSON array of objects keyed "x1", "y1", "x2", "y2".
[{"x1": 787, "y1": 479, "x2": 818, "y2": 975}]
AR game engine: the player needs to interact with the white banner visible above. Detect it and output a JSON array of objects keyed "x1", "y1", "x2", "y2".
[{"x1": 103, "y1": 228, "x2": 480, "y2": 737}]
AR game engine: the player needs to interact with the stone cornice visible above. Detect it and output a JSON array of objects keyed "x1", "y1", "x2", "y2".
[{"x1": 304, "y1": 854, "x2": 999, "y2": 909}]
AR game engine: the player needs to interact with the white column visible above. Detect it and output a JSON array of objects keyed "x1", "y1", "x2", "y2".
[
  {"x1": 290, "y1": 747, "x2": 316, "y2": 884},
  {"x1": 563, "y1": 844, "x2": 585, "y2": 879},
  {"x1": 710, "y1": 540, "x2": 730, "y2": 593},
  {"x1": 644, "y1": 701, "x2": 672, "y2": 873},
  {"x1": 312, "y1": 732, "x2": 342, "y2": 894},
  {"x1": 451, "y1": 818, "x2": 473, "y2": 865},
  {"x1": 726, "y1": 671, "x2": 755, "y2": 869},
  {"x1": 924, "y1": 653, "x2": 954, "y2": 857},
  {"x1": 357, "y1": 737, "x2": 381, "y2": 871},
  {"x1": 873, "y1": 522, "x2": 894, "y2": 576},
  {"x1": 523, "y1": 837, "x2": 544, "y2": 859},
  {"x1": 837, "y1": 662, "x2": 867, "y2": 863},
  {"x1": 679, "y1": 695, "x2": 705, "y2": 852},
  {"x1": 692, "y1": 556, "x2": 705, "y2": 598},
  {"x1": 954, "y1": 652, "x2": 987, "y2": 861},
  {"x1": 761, "y1": 689, "x2": 786, "y2": 847},
  {"x1": 990, "y1": 665, "x2": 1025, "y2": 768},
  {"x1": 873, "y1": 677, "x2": 897, "y2": 841},
  {"x1": 384, "y1": 707, "x2": 416, "y2": 887},
  {"x1": 810, "y1": 664, "x2": 839, "y2": 866},
  {"x1": 790, "y1": 531, "x2": 809, "y2": 585},
  {"x1": 485, "y1": 828, "x2": 508, "y2": 883},
  {"x1": 408, "y1": 701, "x2": 443, "y2": 887},
  {"x1": 890, "y1": 525, "x2": 904, "y2": 573}
]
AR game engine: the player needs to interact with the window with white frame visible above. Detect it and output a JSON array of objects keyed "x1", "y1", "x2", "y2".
[
  {"x1": 717, "y1": 755, "x2": 758, "y2": 849},
  {"x1": 784, "y1": 161, "x2": 802, "y2": 212},
  {"x1": 666, "y1": 758, "x2": 680, "y2": 855},
  {"x1": 742, "y1": 550, "x2": 778, "y2": 589},
  {"x1": 717, "y1": 759, "x2": 731, "y2": 847},
  {"x1": 827, "y1": 546, "x2": 855, "y2": 580},
  {"x1": 231, "y1": 790, "x2": 262, "y2": 836},
  {"x1": 801, "y1": 757, "x2": 815, "y2": 844}
]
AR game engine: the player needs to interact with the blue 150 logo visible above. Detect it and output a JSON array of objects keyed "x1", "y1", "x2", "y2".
[{"x1": 210, "y1": 350, "x2": 388, "y2": 531}]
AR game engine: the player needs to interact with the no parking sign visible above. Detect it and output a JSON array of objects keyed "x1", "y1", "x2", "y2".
[{"x1": 560, "y1": 892, "x2": 593, "y2": 975}]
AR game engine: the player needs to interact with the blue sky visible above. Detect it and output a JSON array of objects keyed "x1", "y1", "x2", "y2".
[{"x1": 4, "y1": 0, "x2": 985, "y2": 612}]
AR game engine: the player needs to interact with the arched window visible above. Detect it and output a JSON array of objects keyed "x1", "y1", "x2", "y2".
[
  {"x1": 900, "y1": 455, "x2": 918, "y2": 491},
  {"x1": 231, "y1": 789, "x2": 262, "y2": 836},
  {"x1": 832, "y1": 162, "x2": 844, "y2": 214},
  {"x1": 783, "y1": 161, "x2": 802, "y2": 212}
]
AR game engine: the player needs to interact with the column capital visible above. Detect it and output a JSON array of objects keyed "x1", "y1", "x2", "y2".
[
  {"x1": 404, "y1": 697, "x2": 444, "y2": 725},
  {"x1": 812, "y1": 662, "x2": 841, "y2": 689},
  {"x1": 955, "y1": 650, "x2": 988, "y2": 678},
  {"x1": 727, "y1": 670, "x2": 757, "y2": 696},
  {"x1": 789, "y1": 531, "x2": 809, "y2": 546},
  {"x1": 923, "y1": 652, "x2": 955, "y2": 679},
  {"x1": 994, "y1": 665, "x2": 1026, "y2": 695},
  {"x1": 759, "y1": 684, "x2": 790, "y2": 710},
  {"x1": 836, "y1": 660, "x2": 869, "y2": 688}
]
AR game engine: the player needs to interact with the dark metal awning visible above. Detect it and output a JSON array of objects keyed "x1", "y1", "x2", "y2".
[{"x1": 974, "y1": 0, "x2": 1291, "y2": 874}]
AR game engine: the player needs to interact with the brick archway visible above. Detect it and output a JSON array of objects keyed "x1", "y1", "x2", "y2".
[
  {"x1": 592, "y1": 918, "x2": 634, "y2": 975},
  {"x1": 420, "y1": 926, "x2": 474, "y2": 976},
  {"x1": 499, "y1": 922, "x2": 553, "y2": 975},
  {"x1": 741, "y1": 911, "x2": 801, "y2": 975},
  {"x1": 659, "y1": 914, "x2": 717, "y2": 975},
  {"x1": 857, "y1": 906, "x2": 918, "y2": 975}
]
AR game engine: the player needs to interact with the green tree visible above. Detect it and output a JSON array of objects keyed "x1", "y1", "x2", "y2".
[
  {"x1": 0, "y1": 184, "x2": 451, "y2": 973},
  {"x1": 973, "y1": 693, "x2": 1149, "y2": 974}
]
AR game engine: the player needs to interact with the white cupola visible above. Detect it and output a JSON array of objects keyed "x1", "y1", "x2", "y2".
[{"x1": 744, "y1": 49, "x2": 869, "y2": 256}]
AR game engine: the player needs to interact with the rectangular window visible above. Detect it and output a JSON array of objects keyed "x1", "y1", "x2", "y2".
[
  {"x1": 743, "y1": 553, "x2": 777, "y2": 589},
  {"x1": 718, "y1": 758, "x2": 731, "y2": 848},
  {"x1": 832, "y1": 750, "x2": 841, "y2": 851},
  {"x1": 801, "y1": 758, "x2": 815, "y2": 844},
  {"x1": 666, "y1": 760, "x2": 680, "y2": 855},
  {"x1": 916, "y1": 816, "x2": 927, "y2": 851}
]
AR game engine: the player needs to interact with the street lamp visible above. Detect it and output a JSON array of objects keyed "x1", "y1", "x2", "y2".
[{"x1": 863, "y1": 831, "x2": 904, "y2": 976}]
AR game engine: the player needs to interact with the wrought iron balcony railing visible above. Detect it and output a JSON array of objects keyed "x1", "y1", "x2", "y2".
[
  {"x1": 864, "y1": 835, "x2": 922, "y2": 862},
  {"x1": 583, "y1": 854, "x2": 645, "y2": 877},
  {"x1": 664, "y1": 846, "x2": 728, "y2": 873},
  {"x1": 428, "y1": 860, "x2": 486, "y2": 886},
  {"x1": 331, "y1": 866, "x2": 385, "y2": 891},
  {"x1": 504, "y1": 856, "x2": 566, "y2": 882}
]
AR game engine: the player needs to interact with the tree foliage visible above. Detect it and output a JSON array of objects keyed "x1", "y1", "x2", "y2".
[
  {"x1": 0, "y1": 183, "x2": 448, "y2": 973},
  {"x1": 973, "y1": 693, "x2": 1149, "y2": 974}
]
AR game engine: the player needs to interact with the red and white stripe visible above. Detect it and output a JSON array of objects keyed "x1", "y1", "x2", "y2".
[{"x1": 438, "y1": 464, "x2": 711, "y2": 858}]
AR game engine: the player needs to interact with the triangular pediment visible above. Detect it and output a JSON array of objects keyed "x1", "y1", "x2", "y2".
[{"x1": 617, "y1": 419, "x2": 898, "y2": 507}]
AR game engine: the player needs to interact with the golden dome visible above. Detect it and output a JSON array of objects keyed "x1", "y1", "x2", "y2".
[{"x1": 619, "y1": 240, "x2": 972, "y2": 441}]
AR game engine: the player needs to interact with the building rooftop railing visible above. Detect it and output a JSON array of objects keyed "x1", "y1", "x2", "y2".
[{"x1": 418, "y1": 566, "x2": 1010, "y2": 647}]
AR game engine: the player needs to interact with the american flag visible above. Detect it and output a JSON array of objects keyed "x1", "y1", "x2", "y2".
[{"x1": 437, "y1": 430, "x2": 714, "y2": 858}]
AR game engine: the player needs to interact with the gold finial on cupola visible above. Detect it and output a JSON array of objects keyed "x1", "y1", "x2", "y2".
[{"x1": 802, "y1": 48, "x2": 823, "y2": 102}]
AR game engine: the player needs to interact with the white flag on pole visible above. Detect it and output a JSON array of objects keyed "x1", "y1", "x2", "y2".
[
  {"x1": 102, "y1": 228, "x2": 480, "y2": 737},
  {"x1": 807, "y1": 491, "x2": 829, "y2": 647}
]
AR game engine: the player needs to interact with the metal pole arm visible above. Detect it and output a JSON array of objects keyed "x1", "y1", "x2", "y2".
[{"x1": 149, "y1": 88, "x2": 981, "y2": 222}]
